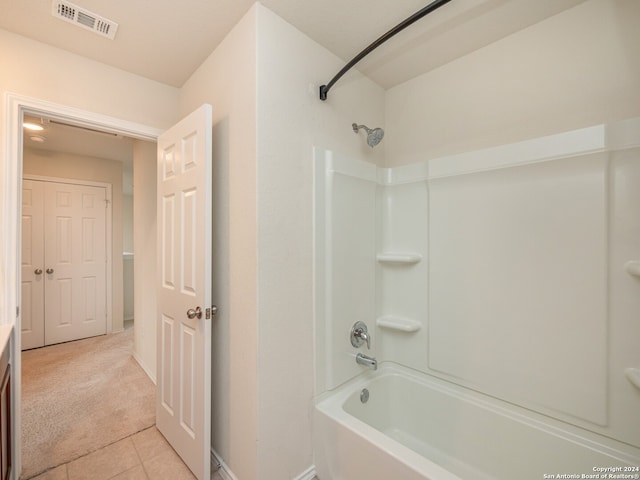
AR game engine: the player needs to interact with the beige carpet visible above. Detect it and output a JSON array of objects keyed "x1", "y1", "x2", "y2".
[{"x1": 21, "y1": 327, "x2": 155, "y2": 479}]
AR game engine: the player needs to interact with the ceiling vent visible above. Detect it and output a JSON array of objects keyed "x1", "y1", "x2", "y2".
[{"x1": 51, "y1": 0, "x2": 118, "y2": 40}]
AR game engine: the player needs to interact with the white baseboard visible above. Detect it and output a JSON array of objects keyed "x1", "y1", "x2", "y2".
[
  {"x1": 210, "y1": 450, "x2": 316, "y2": 480},
  {"x1": 133, "y1": 352, "x2": 156, "y2": 385},
  {"x1": 293, "y1": 465, "x2": 317, "y2": 480},
  {"x1": 211, "y1": 449, "x2": 239, "y2": 480}
]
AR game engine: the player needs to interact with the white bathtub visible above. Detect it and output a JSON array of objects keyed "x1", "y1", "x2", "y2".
[{"x1": 314, "y1": 364, "x2": 640, "y2": 480}]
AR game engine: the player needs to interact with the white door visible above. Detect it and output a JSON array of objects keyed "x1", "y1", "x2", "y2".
[
  {"x1": 156, "y1": 104, "x2": 212, "y2": 480},
  {"x1": 20, "y1": 179, "x2": 107, "y2": 348},
  {"x1": 44, "y1": 181, "x2": 107, "y2": 345}
]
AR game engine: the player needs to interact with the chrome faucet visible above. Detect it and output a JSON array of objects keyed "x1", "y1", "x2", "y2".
[
  {"x1": 356, "y1": 353, "x2": 377, "y2": 371},
  {"x1": 350, "y1": 321, "x2": 371, "y2": 349}
]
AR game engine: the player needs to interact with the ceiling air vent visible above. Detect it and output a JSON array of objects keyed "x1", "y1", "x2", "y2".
[{"x1": 51, "y1": 0, "x2": 118, "y2": 40}]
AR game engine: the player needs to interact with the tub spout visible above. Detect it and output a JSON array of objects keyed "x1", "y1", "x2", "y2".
[{"x1": 356, "y1": 353, "x2": 377, "y2": 370}]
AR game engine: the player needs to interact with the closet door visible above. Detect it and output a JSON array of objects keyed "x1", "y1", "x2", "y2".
[
  {"x1": 43, "y1": 182, "x2": 107, "y2": 345},
  {"x1": 21, "y1": 180, "x2": 45, "y2": 350}
]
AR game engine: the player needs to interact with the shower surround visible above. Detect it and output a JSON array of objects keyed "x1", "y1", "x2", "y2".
[{"x1": 313, "y1": 117, "x2": 640, "y2": 479}]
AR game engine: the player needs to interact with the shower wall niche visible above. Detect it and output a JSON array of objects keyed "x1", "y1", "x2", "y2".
[{"x1": 313, "y1": 117, "x2": 640, "y2": 450}]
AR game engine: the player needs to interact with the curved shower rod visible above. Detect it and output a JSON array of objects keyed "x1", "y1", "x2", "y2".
[{"x1": 319, "y1": 0, "x2": 453, "y2": 101}]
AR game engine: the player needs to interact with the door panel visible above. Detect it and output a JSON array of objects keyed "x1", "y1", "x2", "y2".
[
  {"x1": 156, "y1": 104, "x2": 212, "y2": 480},
  {"x1": 21, "y1": 180, "x2": 45, "y2": 350},
  {"x1": 44, "y1": 182, "x2": 107, "y2": 345}
]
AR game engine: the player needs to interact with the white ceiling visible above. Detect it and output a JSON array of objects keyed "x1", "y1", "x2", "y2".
[
  {"x1": 10, "y1": 0, "x2": 586, "y2": 178},
  {"x1": 1, "y1": 0, "x2": 586, "y2": 89},
  {"x1": 265, "y1": 0, "x2": 586, "y2": 90}
]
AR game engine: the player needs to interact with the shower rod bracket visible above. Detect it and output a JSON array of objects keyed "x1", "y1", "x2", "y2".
[{"x1": 319, "y1": 0, "x2": 453, "y2": 101}]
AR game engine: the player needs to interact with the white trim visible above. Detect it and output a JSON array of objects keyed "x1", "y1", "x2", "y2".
[
  {"x1": 23, "y1": 174, "x2": 115, "y2": 188},
  {"x1": 322, "y1": 118, "x2": 640, "y2": 188},
  {"x1": 7, "y1": 92, "x2": 163, "y2": 141},
  {"x1": 605, "y1": 116, "x2": 640, "y2": 150},
  {"x1": 3, "y1": 92, "x2": 162, "y2": 478},
  {"x1": 206, "y1": 453, "x2": 318, "y2": 480},
  {"x1": 23, "y1": 174, "x2": 114, "y2": 334},
  {"x1": 211, "y1": 449, "x2": 239, "y2": 480},
  {"x1": 315, "y1": 147, "x2": 377, "y2": 182},
  {"x1": 292, "y1": 465, "x2": 318, "y2": 480},
  {"x1": 426, "y1": 117, "x2": 640, "y2": 180},
  {"x1": 427, "y1": 125, "x2": 606, "y2": 179},
  {"x1": 133, "y1": 352, "x2": 157, "y2": 385},
  {"x1": 379, "y1": 160, "x2": 429, "y2": 185}
]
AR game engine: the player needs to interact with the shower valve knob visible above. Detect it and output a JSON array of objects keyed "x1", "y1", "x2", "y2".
[{"x1": 350, "y1": 321, "x2": 371, "y2": 349}]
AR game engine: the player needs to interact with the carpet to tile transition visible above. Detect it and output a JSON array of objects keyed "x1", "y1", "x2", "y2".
[{"x1": 21, "y1": 327, "x2": 155, "y2": 479}]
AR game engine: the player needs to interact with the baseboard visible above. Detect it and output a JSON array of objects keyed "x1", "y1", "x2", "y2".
[
  {"x1": 293, "y1": 465, "x2": 318, "y2": 480},
  {"x1": 133, "y1": 352, "x2": 156, "y2": 385},
  {"x1": 211, "y1": 448, "x2": 239, "y2": 480},
  {"x1": 210, "y1": 449, "x2": 316, "y2": 480}
]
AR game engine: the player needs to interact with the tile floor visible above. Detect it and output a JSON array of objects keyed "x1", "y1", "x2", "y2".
[{"x1": 28, "y1": 426, "x2": 224, "y2": 480}]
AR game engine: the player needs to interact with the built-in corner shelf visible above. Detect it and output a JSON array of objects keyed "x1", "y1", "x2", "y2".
[
  {"x1": 626, "y1": 368, "x2": 640, "y2": 391},
  {"x1": 376, "y1": 316, "x2": 421, "y2": 333},
  {"x1": 624, "y1": 260, "x2": 640, "y2": 278},
  {"x1": 376, "y1": 252, "x2": 422, "y2": 264}
]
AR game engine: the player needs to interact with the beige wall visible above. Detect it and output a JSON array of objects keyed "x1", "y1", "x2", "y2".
[
  {"x1": 0, "y1": 27, "x2": 179, "y2": 326},
  {"x1": 0, "y1": 29, "x2": 179, "y2": 131},
  {"x1": 132, "y1": 140, "x2": 157, "y2": 380},
  {"x1": 3, "y1": 7, "x2": 372, "y2": 479},
  {"x1": 122, "y1": 194, "x2": 134, "y2": 253},
  {"x1": 123, "y1": 194, "x2": 134, "y2": 322},
  {"x1": 179, "y1": 3, "x2": 386, "y2": 478},
  {"x1": 179, "y1": 7, "x2": 258, "y2": 479},
  {"x1": 255, "y1": 5, "x2": 384, "y2": 479},
  {"x1": 23, "y1": 148, "x2": 125, "y2": 332},
  {"x1": 10, "y1": 1, "x2": 637, "y2": 477},
  {"x1": 385, "y1": 0, "x2": 640, "y2": 166}
]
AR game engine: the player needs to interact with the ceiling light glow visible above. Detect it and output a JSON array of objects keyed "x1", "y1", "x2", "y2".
[{"x1": 23, "y1": 122, "x2": 44, "y2": 131}]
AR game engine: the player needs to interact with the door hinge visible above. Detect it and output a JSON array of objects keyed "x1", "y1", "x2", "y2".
[{"x1": 16, "y1": 306, "x2": 20, "y2": 317}]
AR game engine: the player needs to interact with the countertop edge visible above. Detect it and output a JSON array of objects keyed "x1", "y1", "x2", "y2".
[{"x1": 0, "y1": 324, "x2": 14, "y2": 353}]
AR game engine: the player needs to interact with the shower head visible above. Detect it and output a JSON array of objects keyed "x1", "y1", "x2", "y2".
[{"x1": 352, "y1": 123, "x2": 384, "y2": 148}]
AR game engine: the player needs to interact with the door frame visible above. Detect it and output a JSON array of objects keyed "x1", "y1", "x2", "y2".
[
  {"x1": 3, "y1": 92, "x2": 162, "y2": 475},
  {"x1": 22, "y1": 175, "x2": 113, "y2": 339}
]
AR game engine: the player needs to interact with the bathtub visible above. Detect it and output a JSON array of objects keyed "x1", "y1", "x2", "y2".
[{"x1": 314, "y1": 364, "x2": 640, "y2": 480}]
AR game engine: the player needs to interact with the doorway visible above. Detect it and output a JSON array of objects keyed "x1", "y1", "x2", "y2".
[
  {"x1": 4, "y1": 93, "x2": 162, "y2": 475},
  {"x1": 20, "y1": 111, "x2": 129, "y2": 343}
]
